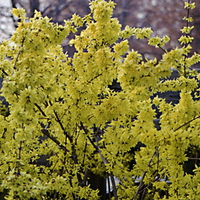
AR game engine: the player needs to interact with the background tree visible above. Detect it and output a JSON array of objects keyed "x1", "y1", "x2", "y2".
[{"x1": 1, "y1": 0, "x2": 200, "y2": 60}]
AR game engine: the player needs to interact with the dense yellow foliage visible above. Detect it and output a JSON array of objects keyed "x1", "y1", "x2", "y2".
[{"x1": 0, "y1": 0, "x2": 200, "y2": 199}]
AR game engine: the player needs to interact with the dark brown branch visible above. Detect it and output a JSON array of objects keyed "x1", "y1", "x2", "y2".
[
  {"x1": 80, "y1": 168, "x2": 90, "y2": 187},
  {"x1": 10, "y1": 0, "x2": 18, "y2": 28},
  {"x1": 2, "y1": 69, "x2": 8, "y2": 76},
  {"x1": 79, "y1": 122, "x2": 99, "y2": 152},
  {"x1": 133, "y1": 147, "x2": 159, "y2": 200},
  {"x1": 29, "y1": 0, "x2": 40, "y2": 18},
  {"x1": 188, "y1": 157, "x2": 200, "y2": 160},
  {"x1": 53, "y1": 110, "x2": 65, "y2": 131},
  {"x1": 158, "y1": 44, "x2": 168, "y2": 53},
  {"x1": 87, "y1": 73, "x2": 103, "y2": 84},
  {"x1": 53, "y1": 110, "x2": 73, "y2": 142},
  {"x1": 65, "y1": 167, "x2": 76, "y2": 200},
  {"x1": 79, "y1": 121, "x2": 118, "y2": 199},
  {"x1": 144, "y1": 36, "x2": 168, "y2": 54},
  {"x1": 13, "y1": 36, "x2": 25, "y2": 70},
  {"x1": 15, "y1": 141, "x2": 23, "y2": 176},
  {"x1": 41, "y1": 4, "x2": 53, "y2": 16},
  {"x1": 34, "y1": 103, "x2": 47, "y2": 117},
  {"x1": 41, "y1": 128, "x2": 69, "y2": 152},
  {"x1": 49, "y1": 106, "x2": 82, "y2": 184},
  {"x1": 13, "y1": 50, "x2": 22, "y2": 70},
  {"x1": 186, "y1": 0, "x2": 192, "y2": 34},
  {"x1": 174, "y1": 115, "x2": 200, "y2": 132}
]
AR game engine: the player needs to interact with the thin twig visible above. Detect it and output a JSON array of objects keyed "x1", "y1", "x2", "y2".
[
  {"x1": 34, "y1": 103, "x2": 47, "y2": 117},
  {"x1": 15, "y1": 141, "x2": 23, "y2": 176},
  {"x1": 174, "y1": 115, "x2": 200, "y2": 132},
  {"x1": 13, "y1": 37, "x2": 25, "y2": 70},
  {"x1": 87, "y1": 73, "x2": 103, "y2": 84},
  {"x1": 186, "y1": 0, "x2": 192, "y2": 33},
  {"x1": 63, "y1": 164, "x2": 76, "y2": 200},
  {"x1": 53, "y1": 110, "x2": 73, "y2": 143},
  {"x1": 41, "y1": 128, "x2": 69, "y2": 152},
  {"x1": 79, "y1": 121, "x2": 118, "y2": 200},
  {"x1": 53, "y1": 110, "x2": 65, "y2": 131},
  {"x1": 80, "y1": 122, "x2": 99, "y2": 152},
  {"x1": 81, "y1": 168, "x2": 90, "y2": 187},
  {"x1": 188, "y1": 157, "x2": 200, "y2": 160},
  {"x1": 2, "y1": 69, "x2": 8, "y2": 76},
  {"x1": 133, "y1": 147, "x2": 159, "y2": 200},
  {"x1": 158, "y1": 44, "x2": 167, "y2": 53},
  {"x1": 10, "y1": 0, "x2": 18, "y2": 28},
  {"x1": 52, "y1": 111, "x2": 82, "y2": 184}
]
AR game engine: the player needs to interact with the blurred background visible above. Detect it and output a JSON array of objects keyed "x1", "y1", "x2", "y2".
[{"x1": 0, "y1": 0, "x2": 200, "y2": 64}]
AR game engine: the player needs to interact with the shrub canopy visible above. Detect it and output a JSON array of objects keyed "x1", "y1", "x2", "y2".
[{"x1": 1, "y1": 0, "x2": 200, "y2": 199}]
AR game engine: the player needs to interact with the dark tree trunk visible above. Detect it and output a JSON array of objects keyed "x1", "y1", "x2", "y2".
[{"x1": 29, "y1": 0, "x2": 40, "y2": 18}]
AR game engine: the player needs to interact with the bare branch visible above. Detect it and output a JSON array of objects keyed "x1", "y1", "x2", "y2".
[
  {"x1": 174, "y1": 115, "x2": 200, "y2": 132},
  {"x1": 29, "y1": 0, "x2": 40, "y2": 18},
  {"x1": 79, "y1": 121, "x2": 118, "y2": 199},
  {"x1": 34, "y1": 103, "x2": 47, "y2": 117},
  {"x1": 53, "y1": 110, "x2": 73, "y2": 142},
  {"x1": 133, "y1": 147, "x2": 159, "y2": 200},
  {"x1": 41, "y1": 128, "x2": 69, "y2": 152}
]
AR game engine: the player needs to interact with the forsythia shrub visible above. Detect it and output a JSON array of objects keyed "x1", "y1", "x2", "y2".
[{"x1": 0, "y1": 0, "x2": 200, "y2": 199}]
